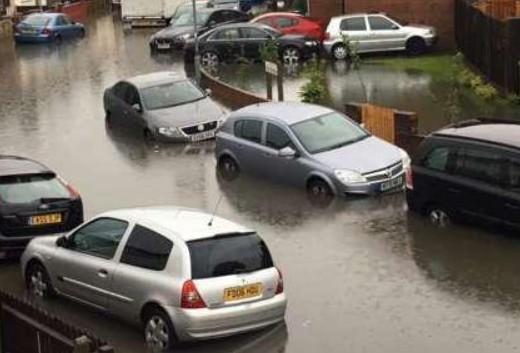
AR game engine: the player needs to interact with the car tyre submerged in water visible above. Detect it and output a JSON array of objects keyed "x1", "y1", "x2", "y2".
[
  {"x1": 26, "y1": 262, "x2": 55, "y2": 299},
  {"x1": 306, "y1": 178, "x2": 333, "y2": 208},
  {"x1": 218, "y1": 156, "x2": 240, "y2": 181},
  {"x1": 200, "y1": 51, "x2": 220, "y2": 68},
  {"x1": 143, "y1": 307, "x2": 177, "y2": 351},
  {"x1": 427, "y1": 205, "x2": 451, "y2": 228}
]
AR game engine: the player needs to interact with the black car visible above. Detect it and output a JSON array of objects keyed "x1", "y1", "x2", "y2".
[
  {"x1": 0, "y1": 156, "x2": 83, "y2": 259},
  {"x1": 149, "y1": 8, "x2": 250, "y2": 52},
  {"x1": 406, "y1": 118, "x2": 520, "y2": 230},
  {"x1": 208, "y1": 0, "x2": 252, "y2": 12},
  {"x1": 184, "y1": 23, "x2": 320, "y2": 65}
]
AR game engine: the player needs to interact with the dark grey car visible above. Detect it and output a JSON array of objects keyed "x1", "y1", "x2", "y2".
[
  {"x1": 215, "y1": 102, "x2": 410, "y2": 198},
  {"x1": 103, "y1": 72, "x2": 226, "y2": 143}
]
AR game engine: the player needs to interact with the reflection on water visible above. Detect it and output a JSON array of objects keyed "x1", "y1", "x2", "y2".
[{"x1": 214, "y1": 61, "x2": 520, "y2": 134}]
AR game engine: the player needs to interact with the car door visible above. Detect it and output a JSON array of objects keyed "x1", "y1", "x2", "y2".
[
  {"x1": 51, "y1": 218, "x2": 129, "y2": 310},
  {"x1": 108, "y1": 82, "x2": 131, "y2": 126},
  {"x1": 206, "y1": 27, "x2": 241, "y2": 61},
  {"x1": 450, "y1": 145, "x2": 508, "y2": 226},
  {"x1": 110, "y1": 224, "x2": 174, "y2": 320},
  {"x1": 275, "y1": 16, "x2": 298, "y2": 35},
  {"x1": 366, "y1": 15, "x2": 407, "y2": 51},
  {"x1": 232, "y1": 119, "x2": 265, "y2": 176},
  {"x1": 339, "y1": 16, "x2": 370, "y2": 52},
  {"x1": 503, "y1": 154, "x2": 520, "y2": 229},
  {"x1": 123, "y1": 84, "x2": 145, "y2": 128},
  {"x1": 240, "y1": 26, "x2": 270, "y2": 59},
  {"x1": 261, "y1": 122, "x2": 308, "y2": 186}
]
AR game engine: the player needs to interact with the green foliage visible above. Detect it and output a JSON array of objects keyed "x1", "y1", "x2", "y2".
[
  {"x1": 299, "y1": 57, "x2": 326, "y2": 104},
  {"x1": 455, "y1": 63, "x2": 499, "y2": 101},
  {"x1": 506, "y1": 94, "x2": 520, "y2": 105},
  {"x1": 259, "y1": 37, "x2": 278, "y2": 63}
]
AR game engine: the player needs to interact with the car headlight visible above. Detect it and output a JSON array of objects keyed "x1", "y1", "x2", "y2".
[
  {"x1": 180, "y1": 33, "x2": 192, "y2": 40},
  {"x1": 305, "y1": 41, "x2": 317, "y2": 46},
  {"x1": 158, "y1": 127, "x2": 183, "y2": 137},
  {"x1": 399, "y1": 148, "x2": 411, "y2": 169},
  {"x1": 334, "y1": 169, "x2": 367, "y2": 185}
]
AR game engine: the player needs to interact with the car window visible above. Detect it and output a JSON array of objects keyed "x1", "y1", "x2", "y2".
[
  {"x1": 266, "y1": 124, "x2": 293, "y2": 150},
  {"x1": 234, "y1": 120, "x2": 262, "y2": 143},
  {"x1": 422, "y1": 147, "x2": 452, "y2": 172},
  {"x1": 241, "y1": 27, "x2": 270, "y2": 39},
  {"x1": 507, "y1": 156, "x2": 520, "y2": 193},
  {"x1": 55, "y1": 16, "x2": 67, "y2": 26},
  {"x1": 291, "y1": 113, "x2": 369, "y2": 154},
  {"x1": 208, "y1": 11, "x2": 224, "y2": 24},
  {"x1": 141, "y1": 80, "x2": 205, "y2": 110},
  {"x1": 124, "y1": 85, "x2": 141, "y2": 106},
  {"x1": 120, "y1": 225, "x2": 173, "y2": 271},
  {"x1": 187, "y1": 233, "x2": 274, "y2": 279},
  {"x1": 211, "y1": 28, "x2": 240, "y2": 40},
  {"x1": 340, "y1": 17, "x2": 366, "y2": 31},
  {"x1": 454, "y1": 148, "x2": 505, "y2": 187},
  {"x1": 256, "y1": 18, "x2": 272, "y2": 26},
  {"x1": 222, "y1": 10, "x2": 240, "y2": 22},
  {"x1": 24, "y1": 16, "x2": 51, "y2": 27},
  {"x1": 0, "y1": 174, "x2": 70, "y2": 204},
  {"x1": 368, "y1": 16, "x2": 396, "y2": 30},
  {"x1": 113, "y1": 82, "x2": 129, "y2": 100},
  {"x1": 69, "y1": 218, "x2": 128, "y2": 259},
  {"x1": 276, "y1": 17, "x2": 297, "y2": 28}
]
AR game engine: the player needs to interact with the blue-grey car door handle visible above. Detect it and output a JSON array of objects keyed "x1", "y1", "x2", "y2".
[
  {"x1": 98, "y1": 269, "x2": 108, "y2": 278},
  {"x1": 236, "y1": 143, "x2": 244, "y2": 149}
]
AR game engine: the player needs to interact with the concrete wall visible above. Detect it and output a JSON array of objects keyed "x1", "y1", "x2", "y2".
[{"x1": 0, "y1": 19, "x2": 12, "y2": 37}]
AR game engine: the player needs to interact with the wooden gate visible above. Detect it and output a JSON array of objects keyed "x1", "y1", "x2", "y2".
[{"x1": 361, "y1": 104, "x2": 396, "y2": 144}]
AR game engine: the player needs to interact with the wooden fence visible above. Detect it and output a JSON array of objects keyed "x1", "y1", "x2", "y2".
[
  {"x1": 0, "y1": 291, "x2": 114, "y2": 353},
  {"x1": 455, "y1": 0, "x2": 520, "y2": 95},
  {"x1": 473, "y1": 0, "x2": 520, "y2": 20},
  {"x1": 345, "y1": 103, "x2": 425, "y2": 155}
]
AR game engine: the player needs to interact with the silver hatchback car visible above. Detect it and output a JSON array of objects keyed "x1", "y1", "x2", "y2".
[
  {"x1": 323, "y1": 13, "x2": 437, "y2": 59},
  {"x1": 215, "y1": 102, "x2": 410, "y2": 198},
  {"x1": 21, "y1": 207, "x2": 286, "y2": 350}
]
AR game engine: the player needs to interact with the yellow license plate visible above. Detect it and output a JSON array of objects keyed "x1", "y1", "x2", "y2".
[
  {"x1": 30, "y1": 213, "x2": 62, "y2": 226},
  {"x1": 223, "y1": 283, "x2": 263, "y2": 302}
]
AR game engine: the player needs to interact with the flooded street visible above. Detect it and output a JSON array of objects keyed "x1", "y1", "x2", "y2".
[{"x1": 2, "y1": 12, "x2": 520, "y2": 353}]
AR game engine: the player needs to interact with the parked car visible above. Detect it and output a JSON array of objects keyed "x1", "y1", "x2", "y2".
[
  {"x1": 323, "y1": 13, "x2": 437, "y2": 59},
  {"x1": 150, "y1": 8, "x2": 249, "y2": 51},
  {"x1": 167, "y1": 0, "x2": 211, "y2": 23},
  {"x1": 103, "y1": 72, "x2": 226, "y2": 143},
  {"x1": 208, "y1": 0, "x2": 253, "y2": 12},
  {"x1": 184, "y1": 23, "x2": 320, "y2": 65},
  {"x1": 21, "y1": 206, "x2": 287, "y2": 350},
  {"x1": 406, "y1": 118, "x2": 520, "y2": 230},
  {"x1": 215, "y1": 102, "x2": 410, "y2": 200},
  {"x1": 122, "y1": 0, "x2": 183, "y2": 27},
  {"x1": 251, "y1": 12, "x2": 324, "y2": 41},
  {"x1": 0, "y1": 156, "x2": 83, "y2": 259},
  {"x1": 13, "y1": 13, "x2": 85, "y2": 44}
]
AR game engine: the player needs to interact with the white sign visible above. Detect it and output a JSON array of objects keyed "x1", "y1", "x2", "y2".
[
  {"x1": 15, "y1": 0, "x2": 48, "y2": 6},
  {"x1": 265, "y1": 61, "x2": 278, "y2": 76}
]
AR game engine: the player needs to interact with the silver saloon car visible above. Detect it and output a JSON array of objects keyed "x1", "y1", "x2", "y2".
[
  {"x1": 21, "y1": 207, "x2": 286, "y2": 350},
  {"x1": 103, "y1": 72, "x2": 226, "y2": 142},
  {"x1": 324, "y1": 13, "x2": 437, "y2": 59},
  {"x1": 215, "y1": 102, "x2": 410, "y2": 198}
]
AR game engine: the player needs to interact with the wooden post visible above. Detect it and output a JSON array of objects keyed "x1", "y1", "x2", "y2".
[
  {"x1": 266, "y1": 73, "x2": 273, "y2": 101},
  {"x1": 344, "y1": 102, "x2": 363, "y2": 124},
  {"x1": 277, "y1": 62, "x2": 284, "y2": 102}
]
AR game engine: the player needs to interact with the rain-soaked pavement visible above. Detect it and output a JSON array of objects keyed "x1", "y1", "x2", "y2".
[{"x1": 2, "y1": 11, "x2": 520, "y2": 353}]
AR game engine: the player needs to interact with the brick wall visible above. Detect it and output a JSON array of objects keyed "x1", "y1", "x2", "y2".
[{"x1": 308, "y1": 0, "x2": 454, "y2": 48}]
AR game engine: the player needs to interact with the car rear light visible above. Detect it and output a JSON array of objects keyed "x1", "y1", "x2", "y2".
[
  {"x1": 181, "y1": 280, "x2": 206, "y2": 309},
  {"x1": 405, "y1": 167, "x2": 413, "y2": 190},
  {"x1": 58, "y1": 176, "x2": 81, "y2": 198},
  {"x1": 275, "y1": 268, "x2": 284, "y2": 294},
  {"x1": 41, "y1": 27, "x2": 53, "y2": 36}
]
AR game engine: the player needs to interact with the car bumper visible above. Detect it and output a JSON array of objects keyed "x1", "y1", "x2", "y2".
[
  {"x1": 166, "y1": 293, "x2": 287, "y2": 341},
  {"x1": 0, "y1": 233, "x2": 62, "y2": 259},
  {"x1": 154, "y1": 128, "x2": 219, "y2": 143},
  {"x1": 336, "y1": 172, "x2": 406, "y2": 196},
  {"x1": 424, "y1": 35, "x2": 438, "y2": 47},
  {"x1": 14, "y1": 34, "x2": 53, "y2": 44},
  {"x1": 322, "y1": 40, "x2": 337, "y2": 55}
]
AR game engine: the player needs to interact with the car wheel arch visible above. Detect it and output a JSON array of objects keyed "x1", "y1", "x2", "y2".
[
  {"x1": 218, "y1": 151, "x2": 240, "y2": 168},
  {"x1": 306, "y1": 173, "x2": 337, "y2": 195}
]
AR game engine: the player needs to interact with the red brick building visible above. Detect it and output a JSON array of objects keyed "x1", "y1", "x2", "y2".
[{"x1": 308, "y1": 0, "x2": 454, "y2": 48}]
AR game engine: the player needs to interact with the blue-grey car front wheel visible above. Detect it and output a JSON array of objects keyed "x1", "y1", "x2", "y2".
[{"x1": 218, "y1": 156, "x2": 240, "y2": 181}]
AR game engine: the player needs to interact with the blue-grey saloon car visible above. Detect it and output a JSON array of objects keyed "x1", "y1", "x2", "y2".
[
  {"x1": 14, "y1": 13, "x2": 85, "y2": 44},
  {"x1": 215, "y1": 102, "x2": 410, "y2": 198}
]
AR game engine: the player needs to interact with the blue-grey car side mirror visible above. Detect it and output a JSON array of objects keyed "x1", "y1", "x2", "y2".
[
  {"x1": 56, "y1": 236, "x2": 68, "y2": 248},
  {"x1": 132, "y1": 103, "x2": 143, "y2": 113},
  {"x1": 278, "y1": 147, "x2": 297, "y2": 159}
]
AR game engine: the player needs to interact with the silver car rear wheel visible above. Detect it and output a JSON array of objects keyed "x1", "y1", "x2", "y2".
[
  {"x1": 145, "y1": 315, "x2": 171, "y2": 350},
  {"x1": 332, "y1": 44, "x2": 347, "y2": 60},
  {"x1": 26, "y1": 263, "x2": 53, "y2": 299}
]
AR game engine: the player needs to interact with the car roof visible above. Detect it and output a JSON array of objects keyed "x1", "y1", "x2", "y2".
[
  {"x1": 433, "y1": 119, "x2": 520, "y2": 149},
  {"x1": 124, "y1": 71, "x2": 185, "y2": 89},
  {"x1": 0, "y1": 156, "x2": 53, "y2": 178},
  {"x1": 27, "y1": 12, "x2": 62, "y2": 18},
  {"x1": 332, "y1": 13, "x2": 385, "y2": 20},
  {"x1": 212, "y1": 22, "x2": 271, "y2": 30},
  {"x1": 231, "y1": 102, "x2": 334, "y2": 125},
  {"x1": 255, "y1": 12, "x2": 304, "y2": 18},
  {"x1": 103, "y1": 206, "x2": 253, "y2": 242}
]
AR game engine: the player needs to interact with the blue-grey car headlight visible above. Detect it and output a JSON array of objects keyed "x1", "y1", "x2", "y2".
[
  {"x1": 158, "y1": 127, "x2": 183, "y2": 137},
  {"x1": 399, "y1": 148, "x2": 411, "y2": 169},
  {"x1": 334, "y1": 169, "x2": 367, "y2": 185}
]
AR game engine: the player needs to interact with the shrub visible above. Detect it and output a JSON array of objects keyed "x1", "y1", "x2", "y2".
[{"x1": 299, "y1": 57, "x2": 326, "y2": 104}]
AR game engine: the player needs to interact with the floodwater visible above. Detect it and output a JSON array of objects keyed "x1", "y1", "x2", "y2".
[
  {"x1": 214, "y1": 60, "x2": 520, "y2": 134},
  {"x1": 2, "y1": 11, "x2": 520, "y2": 353}
]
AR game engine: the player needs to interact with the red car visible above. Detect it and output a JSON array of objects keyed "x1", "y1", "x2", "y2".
[{"x1": 252, "y1": 12, "x2": 324, "y2": 41}]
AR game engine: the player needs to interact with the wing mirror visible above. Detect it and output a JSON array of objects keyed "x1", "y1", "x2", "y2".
[
  {"x1": 56, "y1": 236, "x2": 69, "y2": 248},
  {"x1": 278, "y1": 146, "x2": 297, "y2": 159},
  {"x1": 132, "y1": 103, "x2": 143, "y2": 112},
  {"x1": 392, "y1": 25, "x2": 399, "y2": 30},
  {"x1": 205, "y1": 88, "x2": 212, "y2": 96}
]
